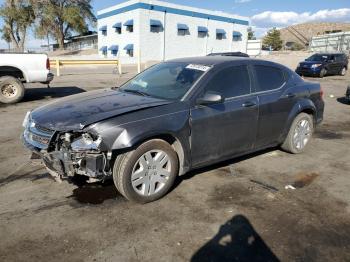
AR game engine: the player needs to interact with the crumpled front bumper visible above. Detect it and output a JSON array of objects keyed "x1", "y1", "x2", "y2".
[{"x1": 22, "y1": 132, "x2": 108, "y2": 180}]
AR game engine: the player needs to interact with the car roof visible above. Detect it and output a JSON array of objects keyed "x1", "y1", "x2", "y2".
[
  {"x1": 166, "y1": 56, "x2": 289, "y2": 69},
  {"x1": 167, "y1": 56, "x2": 252, "y2": 66},
  {"x1": 314, "y1": 52, "x2": 346, "y2": 55}
]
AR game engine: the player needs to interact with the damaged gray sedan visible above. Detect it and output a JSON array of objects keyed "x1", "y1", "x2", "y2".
[{"x1": 22, "y1": 56, "x2": 324, "y2": 203}]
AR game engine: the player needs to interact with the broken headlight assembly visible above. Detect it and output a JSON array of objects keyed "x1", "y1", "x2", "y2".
[{"x1": 70, "y1": 133, "x2": 102, "y2": 152}]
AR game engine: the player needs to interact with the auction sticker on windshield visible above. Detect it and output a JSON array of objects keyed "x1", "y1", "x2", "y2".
[{"x1": 186, "y1": 64, "x2": 211, "y2": 72}]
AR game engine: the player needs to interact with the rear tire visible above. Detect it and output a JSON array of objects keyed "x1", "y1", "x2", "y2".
[
  {"x1": 113, "y1": 139, "x2": 179, "y2": 203},
  {"x1": 281, "y1": 113, "x2": 314, "y2": 154},
  {"x1": 0, "y1": 76, "x2": 25, "y2": 104}
]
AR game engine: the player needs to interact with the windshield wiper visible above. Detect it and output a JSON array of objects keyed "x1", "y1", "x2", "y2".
[{"x1": 122, "y1": 89, "x2": 151, "y2": 97}]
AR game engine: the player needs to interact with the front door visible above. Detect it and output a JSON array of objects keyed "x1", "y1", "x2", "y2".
[{"x1": 190, "y1": 64, "x2": 259, "y2": 167}]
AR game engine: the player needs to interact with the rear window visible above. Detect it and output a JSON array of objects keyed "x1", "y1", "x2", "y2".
[{"x1": 254, "y1": 65, "x2": 286, "y2": 92}]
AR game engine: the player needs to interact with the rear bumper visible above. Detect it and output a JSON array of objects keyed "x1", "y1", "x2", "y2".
[{"x1": 41, "y1": 73, "x2": 54, "y2": 84}]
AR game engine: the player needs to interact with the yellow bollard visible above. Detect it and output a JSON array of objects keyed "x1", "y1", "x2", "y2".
[{"x1": 55, "y1": 59, "x2": 60, "y2": 77}]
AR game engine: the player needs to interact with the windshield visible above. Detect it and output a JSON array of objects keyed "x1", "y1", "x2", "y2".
[
  {"x1": 305, "y1": 54, "x2": 329, "y2": 62},
  {"x1": 119, "y1": 62, "x2": 208, "y2": 100}
]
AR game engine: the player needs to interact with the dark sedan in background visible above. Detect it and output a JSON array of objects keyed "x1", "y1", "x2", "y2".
[
  {"x1": 296, "y1": 52, "x2": 348, "y2": 78},
  {"x1": 22, "y1": 56, "x2": 324, "y2": 203}
]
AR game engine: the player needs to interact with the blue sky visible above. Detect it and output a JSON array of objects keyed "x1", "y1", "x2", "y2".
[{"x1": 1, "y1": 0, "x2": 350, "y2": 48}]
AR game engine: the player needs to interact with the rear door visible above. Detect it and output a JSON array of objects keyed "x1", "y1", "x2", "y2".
[
  {"x1": 327, "y1": 54, "x2": 338, "y2": 74},
  {"x1": 190, "y1": 63, "x2": 258, "y2": 167},
  {"x1": 252, "y1": 63, "x2": 297, "y2": 149}
]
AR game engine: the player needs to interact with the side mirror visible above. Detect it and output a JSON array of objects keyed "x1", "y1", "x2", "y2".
[{"x1": 196, "y1": 92, "x2": 224, "y2": 105}]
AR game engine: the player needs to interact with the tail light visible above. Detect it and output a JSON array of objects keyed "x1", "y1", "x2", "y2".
[
  {"x1": 320, "y1": 86, "x2": 324, "y2": 99},
  {"x1": 46, "y1": 58, "x2": 50, "y2": 70}
]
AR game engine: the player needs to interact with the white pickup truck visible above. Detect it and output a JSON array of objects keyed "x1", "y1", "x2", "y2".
[{"x1": 0, "y1": 53, "x2": 54, "y2": 104}]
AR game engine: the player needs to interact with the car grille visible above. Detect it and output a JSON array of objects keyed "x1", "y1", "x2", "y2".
[{"x1": 24, "y1": 122, "x2": 55, "y2": 149}]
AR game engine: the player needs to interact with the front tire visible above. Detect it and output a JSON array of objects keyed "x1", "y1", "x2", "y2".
[
  {"x1": 113, "y1": 139, "x2": 179, "y2": 203},
  {"x1": 0, "y1": 76, "x2": 25, "y2": 104},
  {"x1": 281, "y1": 113, "x2": 314, "y2": 154},
  {"x1": 339, "y1": 67, "x2": 347, "y2": 76},
  {"x1": 319, "y1": 68, "x2": 326, "y2": 78}
]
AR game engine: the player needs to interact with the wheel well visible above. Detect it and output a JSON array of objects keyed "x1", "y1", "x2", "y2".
[
  {"x1": 140, "y1": 134, "x2": 186, "y2": 176},
  {"x1": 0, "y1": 66, "x2": 25, "y2": 81},
  {"x1": 111, "y1": 134, "x2": 186, "y2": 176},
  {"x1": 300, "y1": 108, "x2": 316, "y2": 124}
]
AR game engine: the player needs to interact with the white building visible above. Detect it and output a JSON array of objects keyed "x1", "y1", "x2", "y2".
[{"x1": 97, "y1": 0, "x2": 250, "y2": 64}]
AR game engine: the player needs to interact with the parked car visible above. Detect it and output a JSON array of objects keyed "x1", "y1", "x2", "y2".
[
  {"x1": 207, "y1": 52, "x2": 249, "y2": 57},
  {"x1": 295, "y1": 52, "x2": 348, "y2": 78},
  {"x1": 346, "y1": 85, "x2": 350, "y2": 103},
  {"x1": 22, "y1": 56, "x2": 324, "y2": 203},
  {"x1": 0, "y1": 53, "x2": 53, "y2": 104}
]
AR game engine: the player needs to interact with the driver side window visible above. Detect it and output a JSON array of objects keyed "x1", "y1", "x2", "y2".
[{"x1": 204, "y1": 65, "x2": 251, "y2": 99}]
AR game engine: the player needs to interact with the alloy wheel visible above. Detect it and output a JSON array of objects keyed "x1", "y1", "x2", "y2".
[{"x1": 293, "y1": 119, "x2": 311, "y2": 150}]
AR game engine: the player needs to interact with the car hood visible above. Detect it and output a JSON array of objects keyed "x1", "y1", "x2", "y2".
[
  {"x1": 31, "y1": 88, "x2": 173, "y2": 131},
  {"x1": 301, "y1": 61, "x2": 324, "y2": 66}
]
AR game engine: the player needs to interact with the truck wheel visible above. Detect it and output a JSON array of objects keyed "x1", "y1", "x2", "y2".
[
  {"x1": 0, "y1": 76, "x2": 25, "y2": 104},
  {"x1": 113, "y1": 139, "x2": 179, "y2": 203},
  {"x1": 281, "y1": 113, "x2": 314, "y2": 154}
]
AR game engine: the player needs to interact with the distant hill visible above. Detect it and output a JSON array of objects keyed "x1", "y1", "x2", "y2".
[{"x1": 279, "y1": 22, "x2": 350, "y2": 48}]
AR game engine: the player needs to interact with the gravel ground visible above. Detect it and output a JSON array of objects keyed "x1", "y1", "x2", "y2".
[{"x1": 0, "y1": 60, "x2": 350, "y2": 262}]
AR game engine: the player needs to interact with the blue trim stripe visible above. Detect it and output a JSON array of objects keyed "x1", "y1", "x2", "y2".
[{"x1": 97, "y1": 3, "x2": 249, "y2": 26}]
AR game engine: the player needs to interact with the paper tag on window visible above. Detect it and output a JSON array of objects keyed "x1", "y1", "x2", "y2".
[{"x1": 186, "y1": 64, "x2": 211, "y2": 72}]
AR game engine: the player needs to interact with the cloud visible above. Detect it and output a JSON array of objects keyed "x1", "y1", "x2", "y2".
[
  {"x1": 235, "y1": 0, "x2": 251, "y2": 3},
  {"x1": 252, "y1": 8, "x2": 350, "y2": 28}
]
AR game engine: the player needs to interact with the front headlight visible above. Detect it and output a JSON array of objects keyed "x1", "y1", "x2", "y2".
[
  {"x1": 311, "y1": 64, "x2": 322, "y2": 68},
  {"x1": 71, "y1": 133, "x2": 102, "y2": 152},
  {"x1": 22, "y1": 111, "x2": 31, "y2": 128}
]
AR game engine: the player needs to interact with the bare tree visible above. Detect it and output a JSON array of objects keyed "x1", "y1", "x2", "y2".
[{"x1": 34, "y1": 0, "x2": 96, "y2": 49}]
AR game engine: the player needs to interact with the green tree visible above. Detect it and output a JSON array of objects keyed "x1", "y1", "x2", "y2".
[
  {"x1": 263, "y1": 27, "x2": 283, "y2": 51},
  {"x1": 247, "y1": 28, "x2": 255, "y2": 40},
  {"x1": 0, "y1": 0, "x2": 35, "y2": 51},
  {"x1": 33, "y1": 0, "x2": 96, "y2": 49}
]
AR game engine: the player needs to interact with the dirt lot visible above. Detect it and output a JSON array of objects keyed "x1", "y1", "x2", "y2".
[{"x1": 0, "y1": 61, "x2": 350, "y2": 262}]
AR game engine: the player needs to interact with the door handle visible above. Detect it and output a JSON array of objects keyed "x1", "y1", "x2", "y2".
[
  {"x1": 284, "y1": 93, "x2": 296, "y2": 98},
  {"x1": 242, "y1": 101, "x2": 257, "y2": 107}
]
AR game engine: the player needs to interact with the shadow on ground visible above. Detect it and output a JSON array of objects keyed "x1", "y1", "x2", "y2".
[
  {"x1": 22, "y1": 86, "x2": 85, "y2": 102},
  {"x1": 191, "y1": 215, "x2": 280, "y2": 262}
]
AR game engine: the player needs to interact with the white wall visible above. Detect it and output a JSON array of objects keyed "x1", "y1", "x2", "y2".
[{"x1": 97, "y1": 0, "x2": 249, "y2": 64}]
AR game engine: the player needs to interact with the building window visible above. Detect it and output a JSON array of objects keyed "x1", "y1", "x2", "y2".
[
  {"x1": 99, "y1": 26, "x2": 107, "y2": 36},
  {"x1": 177, "y1": 23, "x2": 189, "y2": 36},
  {"x1": 233, "y1": 31, "x2": 242, "y2": 41},
  {"x1": 127, "y1": 49, "x2": 134, "y2": 57},
  {"x1": 124, "y1": 44, "x2": 134, "y2": 57},
  {"x1": 198, "y1": 26, "x2": 208, "y2": 38},
  {"x1": 100, "y1": 46, "x2": 107, "y2": 57},
  {"x1": 109, "y1": 45, "x2": 118, "y2": 56},
  {"x1": 124, "y1": 20, "x2": 134, "y2": 33},
  {"x1": 113, "y1": 22, "x2": 122, "y2": 34},
  {"x1": 216, "y1": 29, "x2": 226, "y2": 40},
  {"x1": 150, "y1": 19, "x2": 163, "y2": 33}
]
